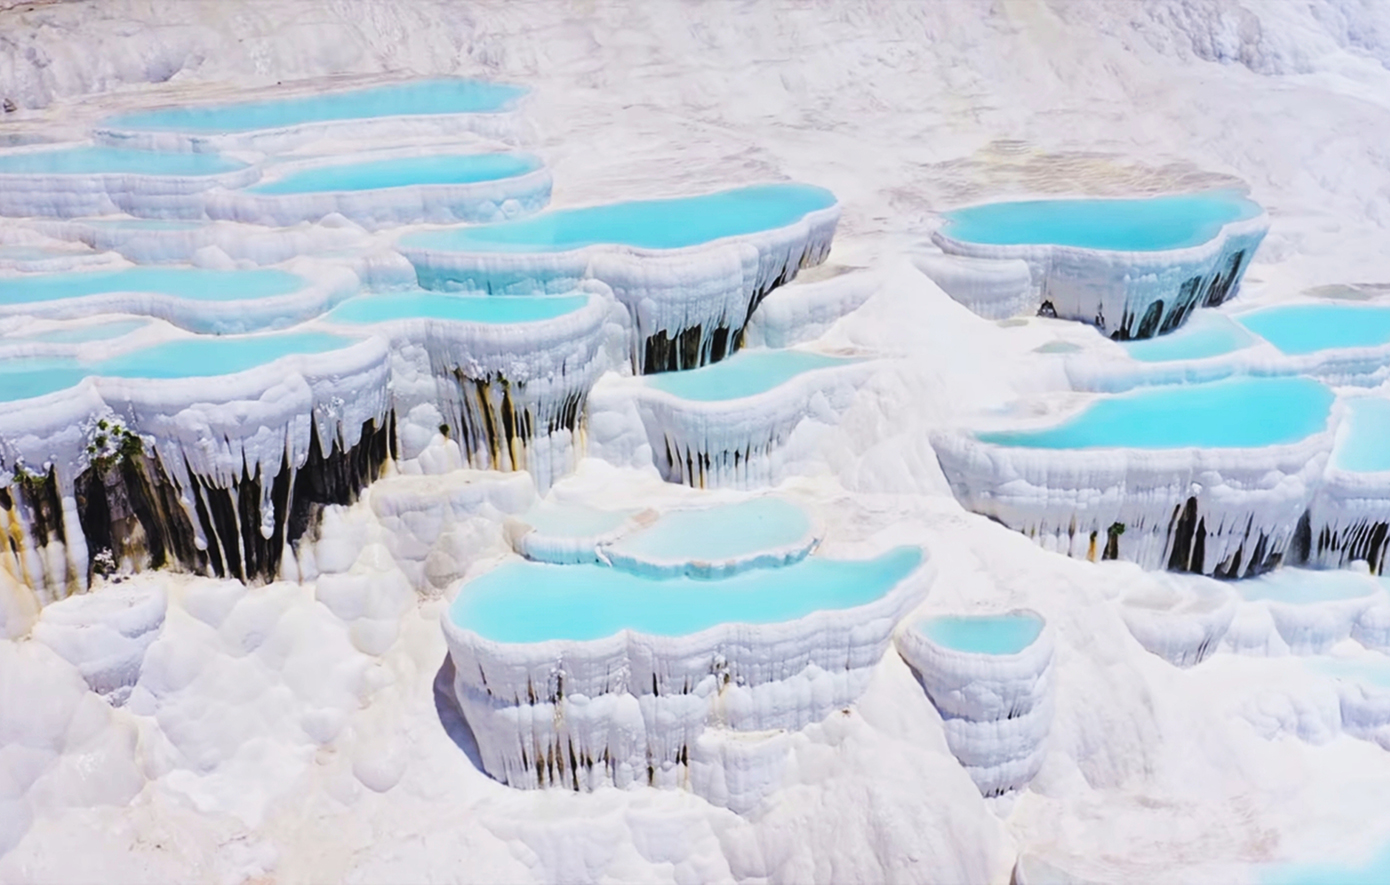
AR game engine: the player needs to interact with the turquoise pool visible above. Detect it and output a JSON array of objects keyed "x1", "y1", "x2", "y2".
[
  {"x1": 4, "y1": 319, "x2": 148, "y2": 344},
  {"x1": 105, "y1": 79, "x2": 525, "y2": 133},
  {"x1": 1121, "y1": 311, "x2": 1256, "y2": 362},
  {"x1": 0, "y1": 145, "x2": 247, "y2": 177},
  {"x1": 645, "y1": 349, "x2": 855, "y2": 402},
  {"x1": 398, "y1": 183, "x2": 836, "y2": 254},
  {"x1": 0, "y1": 356, "x2": 89, "y2": 402},
  {"x1": 1263, "y1": 842, "x2": 1390, "y2": 885},
  {"x1": 449, "y1": 546, "x2": 922, "y2": 643},
  {"x1": 978, "y1": 376, "x2": 1333, "y2": 450},
  {"x1": 95, "y1": 331, "x2": 356, "y2": 379},
  {"x1": 605, "y1": 498, "x2": 812, "y2": 567},
  {"x1": 0, "y1": 267, "x2": 306, "y2": 306},
  {"x1": 940, "y1": 191, "x2": 1262, "y2": 252},
  {"x1": 1334, "y1": 398, "x2": 1390, "y2": 472},
  {"x1": 1235, "y1": 569, "x2": 1375, "y2": 605},
  {"x1": 918, "y1": 612, "x2": 1044, "y2": 655},
  {"x1": 248, "y1": 152, "x2": 541, "y2": 195},
  {"x1": 1238, "y1": 304, "x2": 1390, "y2": 356},
  {"x1": 327, "y1": 291, "x2": 586, "y2": 325}
]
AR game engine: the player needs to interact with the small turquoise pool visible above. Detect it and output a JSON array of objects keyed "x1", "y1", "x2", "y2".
[
  {"x1": 6, "y1": 319, "x2": 148, "y2": 344},
  {"x1": 248, "y1": 152, "x2": 541, "y2": 195},
  {"x1": 0, "y1": 356, "x2": 88, "y2": 402},
  {"x1": 0, "y1": 267, "x2": 306, "y2": 306},
  {"x1": 105, "y1": 78, "x2": 525, "y2": 133},
  {"x1": 646, "y1": 349, "x2": 855, "y2": 402},
  {"x1": 605, "y1": 498, "x2": 812, "y2": 567},
  {"x1": 1334, "y1": 398, "x2": 1390, "y2": 472},
  {"x1": 0, "y1": 146, "x2": 248, "y2": 177},
  {"x1": 399, "y1": 183, "x2": 836, "y2": 254},
  {"x1": 96, "y1": 331, "x2": 356, "y2": 379},
  {"x1": 450, "y1": 546, "x2": 922, "y2": 643},
  {"x1": 978, "y1": 376, "x2": 1333, "y2": 450},
  {"x1": 1121, "y1": 311, "x2": 1256, "y2": 362},
  {"x1": 1263, "y1": 842, "x2": 1390, "y2": 885},
  {"x1": 918, "y1": 611, "x2": 1044, "y2": 655},
  {"x1": 1235, "y1": 569, "x2": 1375, "y2": 605},
  {"x1": 327, "y1": 291, "x2": 586, "y2": 325},
  {"x1": 940, "y1": 191, "x2": 1261, "y2": 252},
  {"x1": 519, "y1": 503, "x2": 636, "y2": 539},
  {"x1": 1238, "y1": 304, "x2": 1390, "y2": 356}
]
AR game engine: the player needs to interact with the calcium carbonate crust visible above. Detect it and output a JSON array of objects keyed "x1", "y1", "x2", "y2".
[
  {"x1": 440, "y1": 548, "x2": 932, "y2": 809},
  {"x1": 932, "y1": 211, "x2": 1269, "y2": 340},
  {"x1": 398, "y1": 197, "x2": 840, "y2": 374},
  {"x1": 911, "y1": 253, "x2": 1035, "y2": 321}
]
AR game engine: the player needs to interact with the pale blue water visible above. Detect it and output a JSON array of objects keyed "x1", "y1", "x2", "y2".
[
  {"x1": 1121, "y1": 312, "x2": 1255, "y2": 362},
  {"x1": 978, "y1": 376, "x2": 1333, "y2": 450},
  {"x1": 521, "y1": 503, "x2": 636, "y2": 538},
  {"x1": 9, "y1": 319, "x2": 148, "y2": 344},
  {"x1": 0, "y1": 267, "x2": 305, "y2": 305},
  {"x1": 1238, "y1": 304, "x2": 1390, "y2": 356},
  {"x1": 1235, "y1": 569, "x2": 1375, "y2": 604},
  {"x1": 95, "y1": 331, "x2": 355, "y2": 379},
  {"x1": 1263, "y1": 843, "x2": 1390, "y2": 885},
  {"x1": 607, "y1": 498, "x2": 812, "y2": 565},
  {"x1": 450, "y1": 546, "x2": 923, "y2": 643},
  {"x1": 0, "y1": 356, "x2": 88, "y2": 401},
  {"x1": 1334, "y1": 398, "x2": 1390, "y2": 472},
  {"x1": 82, "y1": 219, "x2": 203, "y2": 231},
  {"x1": 248, "y1": 152, "x2": 541, "y2": 195},
  {"x1": 940, "y1": 191, "x2": 1261, "y2": 252},
  {"x1": 646, "y1": 349, "x2": 855, "y2": 402},
  {"x1": 399, "y1": 183, "x2": 836, "y2": 254},
  {"x1": 328, "y1": 291, "x2": 586, "y2": 325},
  {"x1": 106, "y1": 79, "x2": 525, "y2": 133},
  {"x1": 0, "y1": 146, "x2": 246, "y2": 177},
  {"x1": 918, "y1": 611, "x2": 1044, "y2": 655}
]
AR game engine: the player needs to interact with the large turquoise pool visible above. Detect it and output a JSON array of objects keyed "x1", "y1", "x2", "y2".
[
  {"x1": 105, "y1": 79, "x2": 525, "y2": 133},
  {"x1": 449, "y1": 546, "x2": 922, "y2": 643},
  {"x1": 940, "y1": 191, "x2": 1262, "y2": 252},
  {"x1": 4, "y1": 319, "x2": 149, "y2": 344},
  {"x1": 645, "y1": 349, "x2": 855, "y2": 402},
  {"x1": 1120, "y1": 311, "x2": 1256, "y2": 362},
  {"x1": 978, "y1": 376, "x2": 1333, "y2": 450},
  {"x1": 96, "y1": 331, "x2": 357, "y2": 379},
  {"x1": 398, "y1": 183, "x2": 836, "y2": 254},
  {"x1": 605, "y1": 498, "x2": 812, "y2": 567},
  {"x1": 1238, "y1": 304, "x2": 1390, "y2": 356},
  {"x1": 0, "y1": 267, "x2": 306, "y2": 306},
  {"x1": 248, "y1": 152, "x2": 542, "y2": 195},
  {"x1": 1334, "y1": 397, "x2": 1390, "y2": 473},
  {"x1": 0, "y1": 357, "x2": 89, "y2": 402},
  {"x1": 918, "y1": 611, "x2": 1045, "y2": 655},
  {"x1": 0, "y1": 146, "x2": 247, "y2": 177},
  {"x1": 327, "y1": 291, "x2": 586, "y2": 325}
]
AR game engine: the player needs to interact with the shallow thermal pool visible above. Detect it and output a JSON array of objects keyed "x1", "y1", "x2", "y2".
[
  {"x1": 603, "y1": 498, "x2": 813, "y2": 568},
  {"x1": 248, "y1": 152, "x2": 542, "y2": 195},
  {"x1": 0, "y1": 267, "x2": 307, "y2": 306},
  {"x1": 977, "y1": 376, "x2": 1333, "y2": 450},
  {"x1": 644, "y1": 348, "x2": 856, "y2": 402},
  {"x1": 2, "y1": 318, "x2": 148, "y2": 344},
  {"x1": 1119, "y1": 311, "x2": 1257, "y2": 362},
  {"x1": 916, "y1": 611, "x2": 1045, "y2": 655},
  {"x1": 94, "y1": 331, "x2": 358, "y2": 379},
  {"x1": 326, "y1": 290, "x2": 587, "y2": 325},
  {"x1": 0, "y1": 356, "x2": 90, "y2": 402},
  {"x1": 104, "y1": 78, "x2": 525, "y2": 133},
  {"x1": 1262, "y1": 841, "x2": 1390, "y2": 885},
  {"x1": 449, "y1": 546, "x2": 922, "y2": 643},
  {"x1": 0, "y1": 145, "x2": 248, "y2": 177},
  {"x1": 398, "y1": 183, "x2": 836, "y2": 254},
  {"x1": 1234, "y1": 568, "x2": 1376, "y2": 605},
  {"x1": 939, "y1": 190, "x2": 1262, "y2": 252},
  {"x1": 1333, "y1": 397, "x2": 1390, "y2": 473},
  {"x1": 1237, "y1": 303, "x2": 1390, "y2": 356}
]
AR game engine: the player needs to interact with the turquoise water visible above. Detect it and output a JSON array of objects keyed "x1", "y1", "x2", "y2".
[
  {"x1": 106, "y1": 79, "x2": 525, "y2": 133},
  {"x1": 1235, "y1": 569, "x2": 1375, "y2": 604},
  {"x1": 0, "y1": 146, "x2": 246, "y2": 176},
  {"x1": 940, "y1": 191, "x2": 1261, "y2": 252},
  {"x1": 919, "y1": 611, "x2": 1044, "y2": 655},
  {"x1": 96, "y1": 331, "x2": 355, "y2": 379},
  {"x1": 1238, "y1": 304, "x2": 1390, "y2": 356},
  {"x1": 978, "y1": 376, "x2": 1333, "y2": 450},
  {"x1": 607, "y1": 498, "x2": 812, "y2": 565},
  {"x1": 449, "y1": 546, "x2": 923, "y2": 643},
  {"x1": 248, "y1": 152, "x2": 541, "y2": 195},
  {"x1": 1121, "y1": 312, "x2": 1255, "y2": 362},
  {"x1": 1263, "y1": 843, "x2": 1390, "y2": 885},
  {"x1": 328, "y1": 291, "x2": 586, "y2": 325},
  {"x1": 9, "y1": 319, "x2": 148, "y2": 344},
  {"x1": 646, "y1": 349, "x2": 855, "y2": 402},
  {"x1": 399, "y1": 183, "x2": 836, "y2": 253},
  {"x1": 521, "y1": 503, "x2": 637, "y2": 538},
  {"x1": 0, "y1": 267, "x2": 305, "y2": 305},
  {"x1": 1335, "y1": 398, "x2": 1390, "y2": 472},
  {"x1": 0, "y1": 356, "x2": 88, "y2": 401}
]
